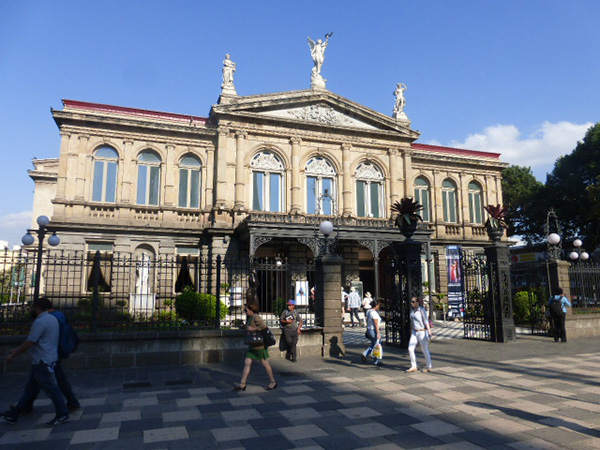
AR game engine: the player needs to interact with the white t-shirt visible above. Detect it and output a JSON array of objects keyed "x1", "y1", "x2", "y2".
[{"x1": 366, "y1": 309, "x2": 381, "y2": 331}]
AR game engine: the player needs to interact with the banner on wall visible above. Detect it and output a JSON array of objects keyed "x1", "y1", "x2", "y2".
[
  {"x1": 445, "y1": 245, "x2": 464, "y2": 318},
  {"x1": 295, "y1": 281, "x2": 310, "y2": 306}
]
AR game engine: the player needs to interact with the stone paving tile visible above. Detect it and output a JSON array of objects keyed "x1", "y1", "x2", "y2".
[
  {"x1": 279, "y1": 406, "x2": 323, "y2": 420},
  {"x1": 410, "y1": 418, "x2": 465, "y2": 437},
  {"x1": 99, "y1": 410, "x2": 142, "y2": 424},
  {"x1": 143, "y1": 425, "x2": 189, "y2": 444},
  {"x1": 279, "y1": 423, "x2": 328, "y2": 440},
  {"x1": 70, "y1": 426, "x2": 120, "y2": 445},
  {"x1": 162, "y1": 408, "x2": 202, "y2": 423}
]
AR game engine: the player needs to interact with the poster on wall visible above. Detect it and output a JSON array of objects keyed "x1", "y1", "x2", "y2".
[
  {"x1": 445, "y1": 245, "x2": 464, "y2": 318},
  {"x1": 295, "y1": 281, "x2": 310, "y2": 306}
]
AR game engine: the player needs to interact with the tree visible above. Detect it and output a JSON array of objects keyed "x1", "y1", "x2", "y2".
[
  {"x1": 545, "y1": 123, "x2": 600, "y2": 251},
  {"x1": 501, "y1": 165, "x2": 546, "y2": 240}
]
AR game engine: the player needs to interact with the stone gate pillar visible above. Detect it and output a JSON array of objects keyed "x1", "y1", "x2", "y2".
[
  {"x1": 484, "y1": 242, "x2": 517, "y2": 342},
  {"x1": 315, "y1": 252, "x2": 345, "y2": 357}
]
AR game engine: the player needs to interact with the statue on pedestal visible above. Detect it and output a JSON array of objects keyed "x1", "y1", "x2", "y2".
[
  {"x1": 221, "y1": 54, "x2": 237, "y2": 95},
  {"x1": 393, "y1": 83, "x2": 407, "y2": 118},
  {"x1": 308, "y1": 32, "x2": 332, "y2": 90}
]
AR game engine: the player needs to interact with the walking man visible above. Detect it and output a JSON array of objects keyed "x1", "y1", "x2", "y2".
[
  {"x1": 280, "y1": 300, "x2": 303, "y2": 362},
  {"x1": 4, "y1": 297, "x2": 69, "y2": 426},
  {"x1": 347, "y1": 287, "x2": 362, "y2": 327}
]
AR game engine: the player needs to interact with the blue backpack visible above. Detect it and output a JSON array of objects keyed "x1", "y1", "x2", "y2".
[{"x1": 50, "y1": 310, "x2": 79, "y2": 359}]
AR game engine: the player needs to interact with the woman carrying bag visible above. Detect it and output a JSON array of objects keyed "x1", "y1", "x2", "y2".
[
  {"x1": 406, "y1": 296, "x2": 433, "y2": 373},
  {"x1": 233, "y1": 301, "x2": 277, "y2": 391},
  {"x1": 361, "y1": 299, "x2": 383, "y2": 366}
]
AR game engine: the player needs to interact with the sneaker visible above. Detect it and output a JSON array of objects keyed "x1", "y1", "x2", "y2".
[
  {"x1": 45, "y1": 414, "x2": 69, "y2": 426},
  {"x1": 374, "y1": 359, "x2": 382, "y2": 366},
  {"x1": 3, "y1": 406, "x2": 19, "y2": 424},
  {"x1": 67, "y1": 403, "x2": 81, "y2": 412},
  {"x1": 361, "y1": 354, "x2": 367, "y2": 364},
  {"x1": 405, "y1": 367, "x2": 418, "y2": 373}
]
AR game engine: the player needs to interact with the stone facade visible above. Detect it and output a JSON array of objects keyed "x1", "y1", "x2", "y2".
[{"x1": 29, "y1": 87, "x2": 508, "y2": 300}]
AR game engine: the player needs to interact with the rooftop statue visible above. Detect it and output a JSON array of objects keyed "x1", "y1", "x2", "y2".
[
  {"x1": 308, "y1": 32, "x2": 332, "y2": 90},
  {"x1": 221, "y1": 54, "x2": 237, "y2": 95},
  {"x1": 393, "y1": 82, "x2": 409, "y2": 122}
]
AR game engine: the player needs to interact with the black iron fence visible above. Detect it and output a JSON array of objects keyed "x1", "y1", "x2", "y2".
[
  {"x1": 569, "y1": 262, "x2": 600, "y2": 313},
  {"x1": 0, "y1": 249, "x2": 316, "y2": 335},
  {"x1": 461, "y1": 253, "x2": 492, "y2": 340}
]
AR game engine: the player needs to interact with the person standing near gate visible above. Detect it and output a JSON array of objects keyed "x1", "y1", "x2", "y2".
[
  {"x1": 548, "y1": 287, "x2": 571, "y2": 343},
  {"x1": 347, "y1": 287, "x2": 362, "y2": 327},
  {"x1": 406, "y1": 296, "x2": 433, "y2": 373},
  {"x1": 280, "y1": 299, "x2": 303, "y2": 362}
]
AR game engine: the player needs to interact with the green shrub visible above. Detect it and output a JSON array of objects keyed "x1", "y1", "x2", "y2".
[
  {"x1": 175, "y1": 287, "x2": 227, "y2": 322},
  {"x1": 513, "y1": 290, "x2": 538, "y2": 323},
  {"x1": 273, "y1": 297, "x2": 287, "y2": 318}
]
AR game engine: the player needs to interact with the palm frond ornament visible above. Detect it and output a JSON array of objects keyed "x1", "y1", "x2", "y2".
[{"x1": 391, "y1": 198, "x2": 423, "y2": 238}]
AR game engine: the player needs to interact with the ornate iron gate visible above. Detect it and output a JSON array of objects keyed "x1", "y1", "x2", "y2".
[
  {"x1": 510, "y1": 262, "x2": 550, "y2": 334},
  {"x1": 461, "y1": 252, "x2": 493, "y2": 340}
]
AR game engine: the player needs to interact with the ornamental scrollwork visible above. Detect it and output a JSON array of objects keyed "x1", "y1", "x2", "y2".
[{"x1": 288, "y1": 104, "x2": 351, "y2": 126}]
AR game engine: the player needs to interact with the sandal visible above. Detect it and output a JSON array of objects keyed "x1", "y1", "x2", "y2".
[{"x1": 233, "y1": 383, "x2": 246, "y2": 391}]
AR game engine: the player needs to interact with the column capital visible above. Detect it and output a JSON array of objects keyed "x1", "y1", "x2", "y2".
[
  {"x1": 290, "y1": 137, "x2": 302, "y2": 145},
  {"x1": 387, "y1": 148, "x2": 398, "y2": 156},
  {"x1": 341, "y1": 143, "x2": 352, "y2": 151},
  {"x1": 235, "y1": 130, "x2": 248, "y2": 139}
]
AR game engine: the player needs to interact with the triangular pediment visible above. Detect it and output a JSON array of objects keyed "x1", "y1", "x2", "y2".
[{"x1": 211, "y1": 90, "x2": 419, "y2": 138}]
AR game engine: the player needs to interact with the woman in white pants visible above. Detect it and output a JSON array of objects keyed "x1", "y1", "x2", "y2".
[{"x1": 406, "y1": 296, "x2": 433, "y2": 373}]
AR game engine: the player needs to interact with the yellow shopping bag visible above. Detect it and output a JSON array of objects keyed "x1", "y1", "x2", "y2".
[{"x1": 372, "y1": 343, "x2": 382, "y2": 359}]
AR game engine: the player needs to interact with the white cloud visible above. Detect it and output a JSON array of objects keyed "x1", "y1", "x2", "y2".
[
  {"x1": 446, "y1": 121, "x2": 593, "y2": 169},
  {"x1": 0, "y1": 211, "x2": 32, "y2": 248}
]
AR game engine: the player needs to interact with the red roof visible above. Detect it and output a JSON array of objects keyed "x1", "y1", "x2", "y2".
[
  {"x1": 62, "y1": 99, "x2": 208, "y2": 125},
  {"x1": 412, "y1": 143, "x2": 501, "y2": 159}
]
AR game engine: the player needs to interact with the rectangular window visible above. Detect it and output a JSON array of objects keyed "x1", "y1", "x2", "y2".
[
  {"x1": 269, "y1": 173, "x2": 280, "y2": 212},
  {"x1": 444, "y1": 191, "x2": 457, "y2": 223},
  {"x1": 149, "y1": 166, "x2": 160, "y2": 205},
  {"x1": 253, "y1": 172, "x2": 264, "y2": 211},
  {"x1": 415, "y1": 188, "x2": 430, "y2": 222},
  {"x1": 470, "y1": 193, "x2": 482, "y2": 224},
  {"x1": 356, "y1": 181, "x2": 366, "y2": 217},
  {"x1": 190, "y1": 170, "x2": 200, "y2": 208},
  {"x1": 322, "y1": 178, "x2": 332, "y2": 215},
  {"x1": 370, "y1": 183, "x2": 380, "y2": 218},
  {"x1": 137, "y1": 165, "x2": 147, "y2": 204},
  {"x1": 92, "y1": 161, "x2": 104, "y2": 202},
  {"x1": 307, "y1": 176, "x2": 316, "y2": 214},
  {"x1": 105, "y1": 162, "x2": 117, "y2": 203},
  {"x1": 179, "y1": 168, "x2": 189, "y2": 207}
]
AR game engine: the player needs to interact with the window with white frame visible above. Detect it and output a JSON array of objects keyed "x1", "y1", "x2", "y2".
[
  {"x1": 250, "y1": 151, "x2": 285, "y2": 212},
  {"x1": 92, "y1": 146, "x2": 118, "y2": 203},
  {"x1": 305, "y1": 157, "x2": 336, "y2": 215},
  {"x1": 355, "y1": 162, "x2": 384, "y2": 218},
  {"x1": 136, "y1": 150, "x2": 161, "y2": 206},
  {"x1": 414, "y1": 176, "x2": 431, "y2": 222},
  {"x1": 468, "y1": 181, "x2": 484, "y2": 224},
  {"x1": 442, "y1": 179, "x2": 458, "y2": 223},
  {"x1": 178, "y1": 154, "x2": 202, "y2": 209}
]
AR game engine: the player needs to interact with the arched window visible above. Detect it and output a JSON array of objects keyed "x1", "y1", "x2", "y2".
[
  {"x1": 178, "y1": 155, "x2": 202, "y2": 208},
  {"x1": 442, "y1": 179, "x2": 458, "y2": 223},
  {"x1": 305, "y1": 157, "x2": 336, "y2": 215},
  {"x1": 92, "y1": 146, "x2": 118, "y2": 203},
  {"x1": 250, "y1": 151, "x2": 285, "y2": 212},
  {"x1": 468, "y1": 181, "x2": 484, "y2": 224},
  {"x1": 414, "y1": 176, "x2": 431, "y2": 222},
  {"x1": 355, "y1": 162, "x2": 384, "y2": 218},
  {"x1": 136, "y1": 150, "x2": 161, "y2": 206}
]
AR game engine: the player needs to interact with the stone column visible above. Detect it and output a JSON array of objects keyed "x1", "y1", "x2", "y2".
[
  {"x1": 120, "y1": 139, "x2": 134, "y2": 205},
  {"x1": 215, "y1": 128, "x2": 229, "y2": 209},
  {"x1": 234, "y1": 131, "x2": 247, "y2": 211},
  {"x1": 290, "y1": 138, "x2": 301, "y2": 214},
  {"x1": 74, "y1": 135, "x2": 89, "y2": 201},
  {"x1": 204, "y1": 145, "x2": 215, "y2": 209},
  {"x1": 402, "y1": 148, "x2": 412, "y2": 198},
  {"x1": 547, "y1": 260, "x2": 572, "y2": 300},
  {"x1": 387, "y1": 148, "x2": 399, "y2": 208},
  {"x1": 163, "y1": 144, "x2": 176, "y2": 207},
  {"x1": 55, "y1": 132, "x2": 72, "y2": 202},
  {"x1": 484, "y1": 242, "x2": 517, "y2": 342},
  {"x1": 341, "y1": 144, "x2": 352, "y2": 216},
  {"x1": 315, "y1": 253, "x2": 345, "y2": 357}
]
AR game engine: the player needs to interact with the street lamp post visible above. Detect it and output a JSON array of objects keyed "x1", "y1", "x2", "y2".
[
  {"x1": 568, "y1": 239, "x2": 590, "y2": 262},
  {"x1": 21, "y1": 215, "x2": 60, "y2": 302}
]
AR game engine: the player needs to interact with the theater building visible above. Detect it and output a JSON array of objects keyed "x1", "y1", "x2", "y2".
[{"x1": 27, "y1": 57, "x2": 507, "y2": 309}]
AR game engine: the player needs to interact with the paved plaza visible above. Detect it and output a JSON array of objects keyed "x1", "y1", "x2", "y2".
[{"x1": 1, "y1": 324, "x2": 600, "y2": 449}]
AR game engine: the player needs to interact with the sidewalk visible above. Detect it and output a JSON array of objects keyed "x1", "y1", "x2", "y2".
[{"x1": 1, "y1": 331, "x2": 600, "y2": 449}]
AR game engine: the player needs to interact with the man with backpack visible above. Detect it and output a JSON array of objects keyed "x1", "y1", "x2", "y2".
[
  {"x1": 4, "y1": 297, "x2": 70, "y2": 426},
  {"x1": 548, "y1": 287, "x2": 571, "y2": 343}
]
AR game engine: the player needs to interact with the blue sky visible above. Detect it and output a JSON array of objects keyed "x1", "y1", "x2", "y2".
[{"x1": 1, "y1": 1, "x2": 598, "y2": 247}]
